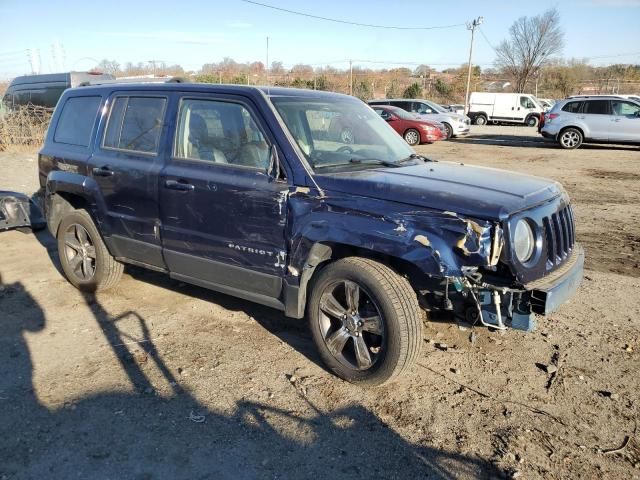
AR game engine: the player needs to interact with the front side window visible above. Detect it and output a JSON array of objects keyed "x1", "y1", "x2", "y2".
[
  {"x1": 104, "y1": 96, "x2": 166, "y2": 154},
  {"x1": 53, "y1": 96, "x2": 101, "y2": 147},
  {"x1": 611, "y1": 100, "x2": 640, "y2": 116},
  {"x1": 174, "y1": 99, "x2": 270, "y2": 169},
  {"x1": 583, "y1": 100, "x2": 610, "y2": 115},
  {"x1": 520, "y1": 96, "x2": 536, "y2": 109},
  {"x1": 271, "y1": 96, "x2": 414, "y2": 172}
]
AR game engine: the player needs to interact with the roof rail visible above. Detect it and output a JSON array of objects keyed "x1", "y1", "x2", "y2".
[{"x1": 78, "y1": 76, "x2": 189, "y2": 87}]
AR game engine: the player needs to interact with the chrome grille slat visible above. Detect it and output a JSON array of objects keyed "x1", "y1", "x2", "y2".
[{"x1": 543, "y1": 204, "x2": 576, "y2": 270}]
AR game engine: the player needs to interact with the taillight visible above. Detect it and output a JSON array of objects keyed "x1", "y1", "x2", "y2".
[{"x1": 548, "y1": 113, "x2": 559, "y2": 120}]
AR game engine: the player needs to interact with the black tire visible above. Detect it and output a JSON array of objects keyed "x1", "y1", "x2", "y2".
[
  {"x1": 57, "y1": 209, "x2": 123, "y2": 292},
  {"x1": 558, "y1": 128, "x2": 583, "y2": 150},
  {"x1": 442, "y1": 122, "x2": 453, "y2": 139},
  {"x1": 526, "y1": 115, "x2": 539, "y2": 127},
  {"x1": 475, "y1": 115, "x2": 487, "y2": 126},
  {"x1": 308, "y1": 257, "x2": 422, "y2": 386},
  {"x1": 403, "y1": 128, "x2": 420, "y2": 146}
]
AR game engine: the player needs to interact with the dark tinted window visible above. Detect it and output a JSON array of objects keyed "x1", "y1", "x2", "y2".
[
  {"x1": 562, "y1": 101, "x2": 583, "y2": 113},
  {"x1": 53, "y1": 96, "x2": 101, "y2": 147},
  {"x1": 390, "y1": 100, "x2": 409, "y2": 110},
  {"x1": 583, "y1": 100, "x2": 610, "y2": 115},
  {"x1": 104, "y1": 96, "x2": 166, "y2": 153}
]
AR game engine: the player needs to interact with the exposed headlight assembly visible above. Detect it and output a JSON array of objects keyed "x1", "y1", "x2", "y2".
[{"x1": 513, "y1": 219, "x2": 535, "y2": 263}]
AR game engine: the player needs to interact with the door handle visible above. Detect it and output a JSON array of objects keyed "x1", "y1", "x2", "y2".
[
  {"x1": 92, "y1": 166, "x2": 114, "y2": 177},
  {"x1": 164, "y1": 179, "x2": 195, "y2": 191}
]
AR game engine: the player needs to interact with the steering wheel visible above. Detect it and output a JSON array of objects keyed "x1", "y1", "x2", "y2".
[{"x1": 337, "y1": 146, "x2": 354, "y2": 154}]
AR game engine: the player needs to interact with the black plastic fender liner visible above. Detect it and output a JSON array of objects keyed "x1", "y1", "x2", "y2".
[{"x1": 0, "y1": 191, "x2": 46, "y2": 232}]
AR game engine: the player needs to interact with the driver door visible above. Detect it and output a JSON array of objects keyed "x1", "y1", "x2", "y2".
[{"x1": 159, "y1": 94, "x2": 289, "y2": 299}]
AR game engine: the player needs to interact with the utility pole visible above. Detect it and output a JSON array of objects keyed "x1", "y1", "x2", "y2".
[
  {"x1": 349, "y1": 60, "x2": 353, "y2": 96},
  {"x1": 464, "y1": 16, "x2": 483, "y2": 115},
  {"x1": 265, "y1": 36, "x2": 269, "y2": 86}
]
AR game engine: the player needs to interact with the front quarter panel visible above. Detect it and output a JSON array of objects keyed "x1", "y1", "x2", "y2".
[{"x1": 287, "y1": 190, "x2": 497, "y2": 278}]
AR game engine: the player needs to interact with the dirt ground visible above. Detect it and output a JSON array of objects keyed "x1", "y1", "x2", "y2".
[{"x1": 1, "y1": 126, "x2": 639, "y2": 480}]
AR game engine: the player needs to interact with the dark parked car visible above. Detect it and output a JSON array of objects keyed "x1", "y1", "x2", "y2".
[
  {"x1": 372, "y1": 105, "x2": 444, "y2": 145},
  {"x1": 39, "y1": 83, "x2": 583, "y2": 386},
  {"x1": 2, "y1": 71, "x2": 115, "y2": 110}
]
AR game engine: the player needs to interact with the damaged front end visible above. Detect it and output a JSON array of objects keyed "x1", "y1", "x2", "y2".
[
  {"x1": 0, "y1": 191, "x2": 46, "y2": 232},
  {"x1": 419, "y1": 201, "x2": 584, "y2": 333}
]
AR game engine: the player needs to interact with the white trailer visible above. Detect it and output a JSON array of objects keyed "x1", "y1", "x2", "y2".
[{"x1": 468, "y1": 92, "x2": 544, "y2": 127}]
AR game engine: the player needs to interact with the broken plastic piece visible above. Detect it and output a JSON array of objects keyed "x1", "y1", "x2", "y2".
[{"x1": 0, "y1": 191, "x2": 46, "y2": 232}]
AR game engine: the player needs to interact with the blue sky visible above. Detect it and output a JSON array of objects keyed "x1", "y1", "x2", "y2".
[{"x1": 1, "y1": 0, "x2": 639, "y2": 79}]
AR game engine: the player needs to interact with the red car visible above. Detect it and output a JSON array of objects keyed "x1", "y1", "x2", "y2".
[{"x1": 372, "y1": 105, "x2": 445, "y2": 145}]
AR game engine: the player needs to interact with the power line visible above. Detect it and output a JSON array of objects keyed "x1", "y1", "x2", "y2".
[
  {"x1": 478, "y1": 27, "x2": 497, "y2": 52},
  {"x1": 239, "y1": 0, "x2": 465, "y2": 30}
]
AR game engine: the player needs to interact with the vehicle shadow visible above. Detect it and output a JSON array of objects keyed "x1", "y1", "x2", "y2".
[
  {"x1": 0, "y1": 273, "x2": 508, "y2": 479},
  {"x1": 452, "y1": 134, "x2": 640, "y2": 151}
]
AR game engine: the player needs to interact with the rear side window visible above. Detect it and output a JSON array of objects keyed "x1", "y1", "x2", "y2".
[
  {"x1": 561, "y1": 101, "x2": 583, "y2": 113},
  {"x1": 583, "y1": 100, "x2": 610, "y2": 115},
  {"x1": 390, "y1": 101, "x2": 409, "y2": 110},
  {"x1": 53, "y1": 96, "x2": 101, "y2": 147},
  {"x1": 103, "y1": 96, "x2": 166, "y2": 154}
]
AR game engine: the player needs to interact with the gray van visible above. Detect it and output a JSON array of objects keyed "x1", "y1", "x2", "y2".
[{"x1": 2, "y1": 72, "x2": 115, "y2": 110}]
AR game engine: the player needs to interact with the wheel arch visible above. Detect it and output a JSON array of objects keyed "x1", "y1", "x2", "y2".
[
  {"x1": 44, "y1": 171, "x2": 107, "y2": 237},
  {"x1": 285, "y1": 241, "x2": 430, "y2": 319}
]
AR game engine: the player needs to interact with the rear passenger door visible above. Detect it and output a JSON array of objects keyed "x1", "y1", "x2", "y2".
[
  {"x1": 88, "y1": 92, "x2": 168, "y2": 268},
  {"x1": 159, "y1": 94, "x2": 289, "y2": 300},
  {"x1": 581, "y1": 100, "x2": 612, "y2": 140}
]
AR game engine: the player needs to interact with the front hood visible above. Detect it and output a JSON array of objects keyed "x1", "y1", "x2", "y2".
[
  {"x1": 314, "y1": 162, "x2": 563, "y2": 220},
  {"x1": 419, "y1": 112, "x2": 466, "y2": 123}
]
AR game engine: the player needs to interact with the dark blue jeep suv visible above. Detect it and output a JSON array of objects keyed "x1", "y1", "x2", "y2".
[{"x1": 39, "y1": 83, "x2": 584, "y2": 385}]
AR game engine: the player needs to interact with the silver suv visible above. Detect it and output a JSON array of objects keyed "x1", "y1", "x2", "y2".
[
  {"x1": 541, "y1": 96, "x2": 640, "y2": 149},
  {"x1": 368, "y1": 99, "x2": 470, "y2": 139}
]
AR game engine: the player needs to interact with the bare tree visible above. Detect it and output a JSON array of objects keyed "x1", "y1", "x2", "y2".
[{"x1": 495, "y1": 8, "x2": 564, "y2": 93}]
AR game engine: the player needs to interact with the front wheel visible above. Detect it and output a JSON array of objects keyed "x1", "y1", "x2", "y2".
[
  {"x1": 57, "y1": 210, "x2": 123, "y2": 292},
  {"x1": 526, "y1": 115, "x2": 539, "y2": 127},
  {"x1": 558, "y1": 128, "x2": 583, "y2": 149},
  {"x1": 308, "y1": 257, "x2": 422, "y2": 386},
  {"x1": 403, "y1": 129, "x2": 420, "y2": 146}
]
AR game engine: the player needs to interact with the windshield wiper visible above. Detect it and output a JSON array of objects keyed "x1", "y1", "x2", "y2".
[
  {"x1": 400, "y1": 153, "x2": 437, "y2": 163},
  {"x1": 348, "y1": 158, "x2": 402, "y2": 168}
]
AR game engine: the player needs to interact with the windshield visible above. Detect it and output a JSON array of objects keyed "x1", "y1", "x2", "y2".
[
  {"x1": 271, "y1": 96, "x2": 414, "y2": 171},
  {"x1": 423, "y1": 100, "x2": 448, "y2": 114}
]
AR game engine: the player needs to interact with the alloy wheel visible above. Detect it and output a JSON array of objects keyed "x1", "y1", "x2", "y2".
[
  {"x1": 63, "y1": 223, "x2": 96, "y2": 281},
  {"x1": 317, "y1": 280, "x2": 385, "y2": 371},
  {"x1": 561, "y1": 131, "x2": 580, "y2": 148},
  {"x1": 404, "y1": 130, "x2": 419, "y2": 145}
]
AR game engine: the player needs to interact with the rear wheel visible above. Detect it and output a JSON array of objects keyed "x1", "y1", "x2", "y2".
[
  {"x1": 403, "y1": 129, "x2": 420, "y2": 146},
  {"x1": 57, "y1": 210, "x2": 123, "y2": 292},
  {"x1": 558, "y1": 128, "x2": 583, "y2": 150},
  {"x1": 475, "y1": 115, "x2": 487, "y2": 126},
  {"x1": 308, "y1": 257, "x2": 422, "y2": 386},
  {"x1": 442, "y1": 122, "x2": 453, "y2": 139}
]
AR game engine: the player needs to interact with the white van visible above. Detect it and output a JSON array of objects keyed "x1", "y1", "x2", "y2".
[{"x1": 468, "y1": 92, "x2": 544, "y2": 127}]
